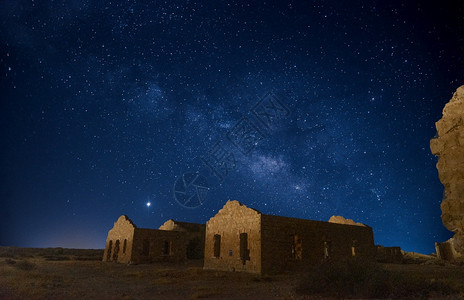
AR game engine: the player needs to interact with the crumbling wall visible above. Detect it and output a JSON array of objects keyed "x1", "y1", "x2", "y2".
[
  {"x1": 159, "y1": 219, "x2": 206, "y2": 233},
  {"x1": 102, "y1": 215, "x2": 136, "y2": 263},
  {"x1": 158, "y1": 219, "x2": 205, "y2": 259},
  {"x1": 159, "y1": 219, "x2": 185, "y2": 231},
  {"x1": 430, "y1": 85, "x2": 464, "y2": 261},
  {"x1": 103, "y1": 215, "x2": 205, "y2": 264},
  {"x1": 260, "y1": 215, "x2": 375, "y2": 274},
  {"x1": 435, "y1": 241, "x2": 457, "y2": 261},
  {"x1": 375, "y1": 246, "x2": 403, "y2": 263},
  {"x1": 130, "y1": 229, "x2": 201, "y2": 263},
  {"x1": 203, "y1": 200, "x2": 262, "y2": 273},
  {"x1": 204, "y1": 201, "x2": 375, "y2": 274},
  {"x1": 329, "y1": 215, "x2": 367, "y2": 227}
]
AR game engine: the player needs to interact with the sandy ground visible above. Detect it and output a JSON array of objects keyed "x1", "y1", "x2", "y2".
[
  {"x1": 0, "y1": 248, "x2": 299, "y2": 299},
  {"x1": 0, "y1": 247, "x2": 463, "y2": 299},
  {"x1": 0, "y1": 260, "x2": 300, "y2": 299}
]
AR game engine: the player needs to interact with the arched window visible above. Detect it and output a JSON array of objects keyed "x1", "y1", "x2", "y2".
[
  {"x1": 123, "y1": 239, "x2": 127, "y2": 254},
  {"x1": 113, "y1": 240, "x2": 120, "y2": 261},
  {"x1": 106, "y1": 240, "x2": 113, "y2": 261}
]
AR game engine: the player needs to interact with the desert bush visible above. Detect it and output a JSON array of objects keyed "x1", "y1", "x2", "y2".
[
  {"x1": 55, "y1": 247, "x2": 64, "y2": 255},
  {"x1": 0, "y1": 250, "x2": 16, "y2": 258},
  {"x1": 14, "y1": 260, "x2": 37, "y2": 271},
  {"x1": 5, "y1": 258, "x2": 16, "y2": 265},
  {"x1": 43, "y1": 255, "x2": 71, "y2": 261},
  {"x1": 296, "y1": 258, "x2": 458, "y2": 299},
  {"x1": 389, "y1": 274, "x2": 458, "y2": 298},
  {"x1": 19, "y1": 253, "x2": 34, "y2": 258},
  {"x1": 73, "y1": 255, "x2": 101, "y2": 261}
]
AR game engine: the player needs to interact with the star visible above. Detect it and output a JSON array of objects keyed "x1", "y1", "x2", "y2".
[{"x1": 0, "y1": 0, "x2": 460, "y2": 255}]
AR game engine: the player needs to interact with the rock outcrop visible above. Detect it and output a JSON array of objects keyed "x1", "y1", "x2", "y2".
[
  {"x1": 328, "y1": 215, "x2": 366, "y2": 227},
  {"x1": 430, "y1": 85, "x2": 464, "y2": 261}
]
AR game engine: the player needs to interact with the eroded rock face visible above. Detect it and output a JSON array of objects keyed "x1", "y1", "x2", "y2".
[
  {"x1": 430, "y1": 85, "x2": 464, "y2": 260},
  {"x1": 328, "y1": 215, "x2": 366, "y2": 227}
]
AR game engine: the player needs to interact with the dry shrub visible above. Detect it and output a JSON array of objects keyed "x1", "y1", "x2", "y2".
[
  {"x1": 0, "y1": 249, "x2": 16, "y2": 258},
  {"x1": 73, "y1": 255, "x2": 101, "y2": 261},
  {"x1": 14, "y1": 260, "x2": 37, "y2": 271},
  {"x1": 5, "y1": 258, "x2": 16, "y2": 265},
  {"x1": 43, "y1": 255, "x2": 71, "y2": 261},
  {"x1": 54, "y1": 248, "x2": 64, "y2": 255},
  {"x1": 296, "y1": 258, "x2": 458, "y2": 299}
]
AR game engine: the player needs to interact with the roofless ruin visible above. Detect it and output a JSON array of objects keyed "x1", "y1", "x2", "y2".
[{"x1": 103, "y1": 200, "x2": 381, "y2": 273}]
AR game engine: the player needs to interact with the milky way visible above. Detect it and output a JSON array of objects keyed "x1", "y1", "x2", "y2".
[{"x1": 0, "y1": 1, "x2": 463, "y2": 253}]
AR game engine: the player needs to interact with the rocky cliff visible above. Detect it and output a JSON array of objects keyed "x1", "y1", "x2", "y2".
[{"x1": 430, "y1": 85, "x2": 464, "y2": 260}]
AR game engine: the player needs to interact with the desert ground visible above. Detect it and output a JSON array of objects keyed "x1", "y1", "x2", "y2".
[{"x1": 0, "y1": 247, "x2": 463, "y2": 299}]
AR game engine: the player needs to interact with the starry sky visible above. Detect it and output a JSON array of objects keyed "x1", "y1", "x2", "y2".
[{"x1": 0, "y1": 0, "x2": 463, "y2": 254}]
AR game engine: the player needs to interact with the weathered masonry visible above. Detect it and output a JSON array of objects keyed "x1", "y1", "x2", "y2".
[
  {"x1": 435, "y1": 240, "x2": 460, "y2": 261},
  {"x1": 204, "y1": 200, "x2": 375, "y2": 274},
  {"x1": 102, "y1": 215, "x2": 205, "y2": 264},
  {"x1": 375, "y1": 245, "x2": 403, "y2": 263}
]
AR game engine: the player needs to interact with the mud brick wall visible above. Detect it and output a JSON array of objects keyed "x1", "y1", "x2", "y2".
[
  {"x1": 204, "y1": 200, "x2": 262, "y2": 273},
  {"x1": 103, "y1": 215, "x2": 136, "y2": 263},
  {"x1": 260, "y1": 214, "x2": 375, "y2": 274}
]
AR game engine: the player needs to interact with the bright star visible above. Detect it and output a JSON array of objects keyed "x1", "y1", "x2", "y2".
[{"x1": 146, "y1": 202, "x2": 151, "y2": 207}]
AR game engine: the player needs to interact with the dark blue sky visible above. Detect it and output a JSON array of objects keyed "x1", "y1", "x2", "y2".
[{"x1": 0, "y1": 0, "x2": 462, "y2": 254}]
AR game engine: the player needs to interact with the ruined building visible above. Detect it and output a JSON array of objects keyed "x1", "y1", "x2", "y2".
[
  {"x1": 102, "y1": 215, "x2": 205, "y2": 264},
  {"x1": 203, "y1": 200, "x2": 375, "y2": 274},
  {"x1": 430, "y1": 85, "x2": 464, "y2": 261},
  {"x1": 375, "y1": 246, "x2": 403, "y2": 263}
]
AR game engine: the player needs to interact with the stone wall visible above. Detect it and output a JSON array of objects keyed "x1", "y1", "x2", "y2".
[
  {"x1": 430, "y1": 85, "x2": 464, "y2": 261},
  {"x1": 203, "y1": 200, "x2": 262, "y2": 273},
  {"x1": 435, "y1": 240, "x2": 460, "y2": 261},
  {"x1": 204, "y1": 200, "x2": 375, "y2": 275},
  {"x1": 158, "y1": 219, "x2": 206, "y2": 260},
  {"x1": 103, "y1": 215, "x2": 205, "y2": 264},
  {"x1": 131, "y1": 228, "x2": 202, "y2": 263},
  {"x1": 261, "y1": 215, "x2": 375, "y2": 274},
  {"x1": 159, "y1": 219, "x2": 186, "y2": 231},
  {"x1": 328, "y1": 215, "x2": 367, "y2": 227},
  {"x1": 102, "y1": 215, "x2": 136, "y2": 263},
  {"x1": 375, "y1": 245, "x2": 403, "y2": 263},
  {"x1": 159, "y1": 219, "x2": 206, "y2": 234}
]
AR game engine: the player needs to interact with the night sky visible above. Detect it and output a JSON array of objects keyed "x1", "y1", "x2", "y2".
[{"x1": 1, "y1": 1, "x2": 463, "y2": 254}]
